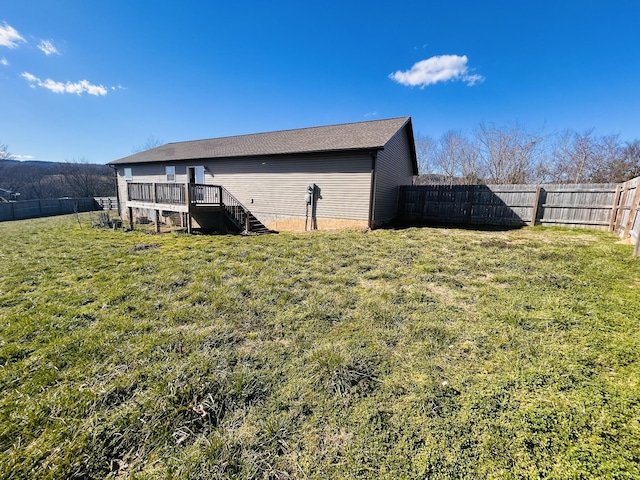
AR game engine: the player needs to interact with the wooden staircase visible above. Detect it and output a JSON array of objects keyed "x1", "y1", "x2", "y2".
[{"x1": 220, "y1": 189, "x2": 276, "y2": 234}]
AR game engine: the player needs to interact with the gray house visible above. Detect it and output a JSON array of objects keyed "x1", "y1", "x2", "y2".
[{"x1": 108, "y1": 117, "x2": 417, "y2": 232}]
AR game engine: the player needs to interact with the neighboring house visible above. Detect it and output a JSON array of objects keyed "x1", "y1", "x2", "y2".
[
  {"x1": 0, "y1": 188, "x2": 16, "y2": 202},
  {"x1": 108, "y1": 117, "x2": 417, "y2": 233}
]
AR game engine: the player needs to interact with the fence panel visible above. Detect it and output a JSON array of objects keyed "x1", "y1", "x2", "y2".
[
  {"x1": 0, "y1": 198, "x2": 100, "y2": 222},
  {"x1": 538, "y1": 184, "x2": 619, "y2": 229},
  {"x1": 398, "y1": 183, "x2": 620, "y2": 230}
]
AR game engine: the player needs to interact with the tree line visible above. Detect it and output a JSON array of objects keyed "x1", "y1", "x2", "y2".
[
  {"x1": 0, "y1": 135, "x2": 166, "y2": 201},
  {"x1": 0, "y1": 144, "x2": 115, "y2": 201},
  {"x1": 415, "y1": 123, "x2": 640, "y2": 185}
]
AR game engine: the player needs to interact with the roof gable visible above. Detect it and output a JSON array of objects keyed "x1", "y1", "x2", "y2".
[{"x1": 110, "y1": 117, "x2": 414, "y2": 165}]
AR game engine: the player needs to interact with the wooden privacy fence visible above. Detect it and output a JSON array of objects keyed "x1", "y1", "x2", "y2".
[
  {"x1": 398, "y1": 176, "x2": 640, "y2": 252},
  {"x1": 0, "y1": 197, "x2": 100, "y2": 222}
]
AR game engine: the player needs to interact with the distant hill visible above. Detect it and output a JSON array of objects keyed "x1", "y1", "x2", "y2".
[{"x1": 0, "y1": 160, "x2": 115, "y2": 200}]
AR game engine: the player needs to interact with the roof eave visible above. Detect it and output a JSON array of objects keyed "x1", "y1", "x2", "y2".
[
  {"x1": 401, "y1": 117, "x2": 419, "y2": 175},
  {"x1": 108, "y1": 145, "x2": 386, "y2": 166}
]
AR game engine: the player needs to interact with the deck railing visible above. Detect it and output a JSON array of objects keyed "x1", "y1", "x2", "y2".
[
  {"x1": 156, "y1": 183, "x2": 186, "y2": 204},
  {"x1": 128, "y1": 182, "x2": 225, "y2": 205},
  {"x1": 127, "y1": 183, "x2": 154, "y2": 202},
  {"x1": 127, "y1": 182, "x2": 186, "y2": 204},
  {"x1": 189, "y1": 184, "x2": 222, "y2": 204}
]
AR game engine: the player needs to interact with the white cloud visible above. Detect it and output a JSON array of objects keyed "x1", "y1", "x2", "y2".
[
  {"x1": 38, "y1": 39, "x2": 60, "y2": 55},
  {"x1": 0, "y1": 22, "x2": 26, "y2": 48},
  {"x1": 1, "y1": 57, "x2": 8, "y2": 66},
  {"x1": 21, "y1": 72, "x2": 37, "y2": 82},
  {"x1": 389, "y1": 54, "x2": 484, "y2": 88},
  {"x1": 21, "y1": 72, "x2": 109, "y2": 96}
]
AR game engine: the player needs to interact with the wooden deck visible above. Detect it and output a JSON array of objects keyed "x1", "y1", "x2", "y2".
[{"x1": 125, "y1": 182, "x2": 272, "y2": 233}]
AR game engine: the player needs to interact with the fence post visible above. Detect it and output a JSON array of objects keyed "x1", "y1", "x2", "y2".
[
  {"x1": 622, "y1": 182, "x2": 640, "y2": 239},
  {"x1": 608, "y1": 185, "x2": 622, "y2": 231},
  {"x1": 614, "y1": 183, "x2": 630, "y2": 235},
  {"x1": 466, "y1": 186, "x2": 473, "y2": 223},
  {"x1": 128, "y1": 207, "x2": 134, "y2": 230},
  {"x1": 634, "y1": 238, "x2": 639, "y2": 257},
  {"x1": 530, "y1": 185, "x2": 542, "y2": 226}
]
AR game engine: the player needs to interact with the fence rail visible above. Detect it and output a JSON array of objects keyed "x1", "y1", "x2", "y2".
[{"x1": 399, "y1": 178, "x2": 640, "y2": 253}]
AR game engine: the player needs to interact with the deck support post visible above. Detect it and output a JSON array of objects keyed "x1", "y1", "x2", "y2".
[
  {"x1": 185, "y1": 182, "x2": 193, "y2": 234},
  {"x1": 154, "y1": 209, "x2": 160, "y2": 233}
]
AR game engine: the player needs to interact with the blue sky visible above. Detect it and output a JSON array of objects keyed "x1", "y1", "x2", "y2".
[{"x1": 1, "y1": 0, "x2": 639, "y2": 164}]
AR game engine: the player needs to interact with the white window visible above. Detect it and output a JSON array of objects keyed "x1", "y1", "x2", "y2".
[
  {"x1": 166, "y1": 166, "x2": 176, "y2": 182},
  {"x1": 124, "y1": 167, "x2": 132, "y2": 182}
]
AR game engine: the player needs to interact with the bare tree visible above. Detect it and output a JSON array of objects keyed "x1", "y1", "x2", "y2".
[
  {"x1": 435, "y1": 130, "x2": 479, "y2": 185},
  {"x1": 436, "y1": 131, "x2": 459, "y2": 184},
  {"x1": 569, "y1": 129, "x2": 601, "y2": 183},
  {"x1": 24, "y1": 175, "x2": 66, "y2": 199},
  {"x1": 418, "y1": 124, "x2": 638, "y2": 186},
  {"x1": 59, "y1": 159, "x2": 115, "y2": 197},
  {"x1": 475, "y1": 122, "x2": 542, "y2": 184},
  {"x1": 456, "y1": 133, "x2": 482, "y2": 184},
  {"x1": 591, "y1": 139, "x2": 639, "y2": 183},
  {"x1": 414, "y1": 132, "x2": 437, "y2": 175},
  {"x1": 547, "y1": 129, "x2": 622, "y2": 183},
  {"x1": 132, "y1": 135, "x2": 165, "y2": 153},
  {"x1": 0, "y1": 142, "x2": 11, "y2": 161}
]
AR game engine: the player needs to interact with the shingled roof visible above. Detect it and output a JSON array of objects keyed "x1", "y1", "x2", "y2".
[{"x1": 109, "y1": 117, "x2": 414, "y2": 165}]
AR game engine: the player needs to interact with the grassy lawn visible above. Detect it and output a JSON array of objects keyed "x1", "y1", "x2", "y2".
[{"x1": 0, "y1": 214, "x2": 639, "y2": 479}]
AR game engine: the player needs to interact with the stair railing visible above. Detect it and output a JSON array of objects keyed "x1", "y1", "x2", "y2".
[{"x1": 220, "y1": 187, "x2": 250, "y2": 232}]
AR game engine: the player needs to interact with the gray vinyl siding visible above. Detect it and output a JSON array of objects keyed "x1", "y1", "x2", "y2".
[
  {"x1": 206, "y1": 154, "x2": 372, "y2": 223},
  {"x1": 117, "y1": 155, "x2": 373, "y2": 224},
  {"x1": 373, "y1": 125, "x2": 415, "y2": 225}
]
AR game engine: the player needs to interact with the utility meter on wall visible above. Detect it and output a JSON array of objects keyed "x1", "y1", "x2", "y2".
[{"x1": 306, "y1": 183, "x2": 315, "y2": 204}]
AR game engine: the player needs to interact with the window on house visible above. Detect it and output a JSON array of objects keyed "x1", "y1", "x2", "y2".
[
  {"x1": 124, "y1": 167, "x2": 132, "y2": 182},
  {"x1": 166, "y1": 166, "x2": 176, "y2": 182},
  {"x1": 194, "y1": 166, "x2": 204, "y2": 184}
]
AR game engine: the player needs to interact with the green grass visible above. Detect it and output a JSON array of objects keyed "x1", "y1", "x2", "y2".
[{"x1": 1, "y1": 215, "x2": 639, "y2": 479}]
